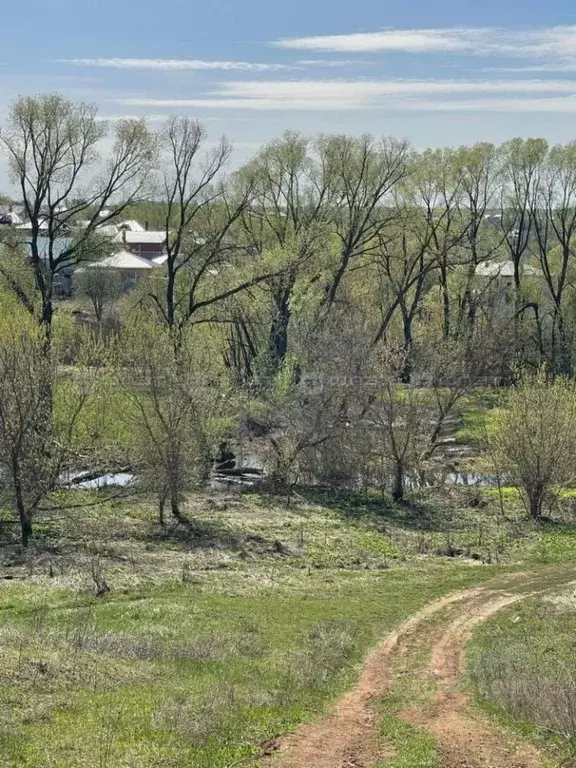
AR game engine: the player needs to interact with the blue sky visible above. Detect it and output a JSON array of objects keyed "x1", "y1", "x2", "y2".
[{"x1": 2, "y1": 0, "x2": 576, "y2": 188}]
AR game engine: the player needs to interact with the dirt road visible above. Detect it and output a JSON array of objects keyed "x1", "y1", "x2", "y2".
[{"x1": 261, "y1": 569, "x2": 575, "y2": 768}]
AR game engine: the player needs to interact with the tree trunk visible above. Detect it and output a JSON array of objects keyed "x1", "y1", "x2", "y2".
[
  {"x1": 439, "y1": 263, "x2": 450, "y2": 339},
  {"x1": 41, "y1": 292, "x2": 54, "y2": 346},
  {"x1": 462, "y1": 287, "x2": 477, "y2": 340},
  {"x1": 400, "y1": 313, "x2": 413, "y2": 384},
  {"x1": 557, "y1": 311, "x2": 572, "y2": 376},
  {"x1": 16, "y1": 490, "x2": 32, "y2": 547},
  {"x1": 166, "y1": 265, "x2": 176, "y2": 330},
  {"x1": 170, "y1": 489, "x2": 183, "y2": 521},
  {"x1": 20, "y1": 517, "x2": 32, "y2": 548},
  {"x1": 94, "y1": 295, "x2": 104, "y2": 326},
  {"x1": 13, "y1": 457, "x2": 32, "y2": 546},
  {"x1": 268, "y1": 272, "x2": 296, "y2": 376},
  {"x1": 392, "y1": 462, "x2": 404, "y2": 502},
  {"x1": 529, "y1": 485, "x2": 544, "y2": 520},
  {"x1": 268, "y1": 294, "x2": 291, "y2": 373},
  {"x1": 513, "y1": 255, "x2": 522, "y2": 345}
]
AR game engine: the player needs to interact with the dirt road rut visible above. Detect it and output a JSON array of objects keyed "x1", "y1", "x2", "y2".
[{"x1": 261, "y1": 570, "x2": 575, "y2": 768}]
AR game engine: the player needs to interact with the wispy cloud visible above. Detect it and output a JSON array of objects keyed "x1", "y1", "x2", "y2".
[
  {"x1": 485, "y1": 65, "x2": 576, "y2": 74},
  {"x1": 117, "y1": 79, "x2": 576, "y2": 112},
  {"x1": 60, "y1": 57, "x2": 371, "y2": 73},
  {"x1": 273, "y1": 25, "x2": 576, "y2": 65},
  {"x1": 275, "y1": 29, "x2": 484, "y2": 53},
  {"x1": 61, "y1": 58, "x2": 294, "y2": 72},
  {"x1": 402, "y1": 97, "x2": 576, "y2": 113},
  {"x1": 214, "y1": 79, "x2": 576, "y2": 96},
  {"x1": 96, "y1": 114, "x2": 173, "y2": 122},
  {"x1": 118, "y1": 97, "x2": 358, "y2": 111},
  {"x1": 296, "y1": 59, "x2": 369, "y2": 68}
]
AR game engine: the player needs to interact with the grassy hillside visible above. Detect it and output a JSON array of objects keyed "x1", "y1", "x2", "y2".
[{"x1": 1, "y1": 486, "x2": 575, "y2": 766}]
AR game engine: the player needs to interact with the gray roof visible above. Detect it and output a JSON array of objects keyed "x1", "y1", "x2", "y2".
[
  {"x1": 475, "y1": 260, "x2": 541, "y2": 278},
  {"x1": 85, "y1": 251, "x2": 155, "y2": 270},
  {"x1": 152, "y1": 253, "x2": 168, "y2": 266},
  {"x1": 113, "y1": 230, "x2": 166, "y2": 245},
  {"x1": 117, "y1": 220, "x2": 145, "y2": 232}
]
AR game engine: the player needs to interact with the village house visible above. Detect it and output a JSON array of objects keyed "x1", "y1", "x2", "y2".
[
  {"x1": 80, "y1": 250, "x2": 159, "y2": 291},
  {"x1": 474, "y1": 260, "x2": 542, "y2": 314},
  {"x1": 113, "y1": 228, "x2": 167, "y2": 260},
  {"x1": 0, "y1": 209, "x2": 168, "y2": 294},
  {"x1": 0, "y1": 207, "x2": 23, "y2": 226}
]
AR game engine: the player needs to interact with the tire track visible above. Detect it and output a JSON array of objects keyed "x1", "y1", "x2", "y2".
[{"x1": 261, "y1": 570, "x2": 576, "y2": 768}]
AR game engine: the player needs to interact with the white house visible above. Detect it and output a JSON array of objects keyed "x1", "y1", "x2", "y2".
[
  {"x1": 474, "y1": 260, "x2": 542, "y2": 313},
  {"x1": 475, "y1": 260, "x2": 541, "y2": 279},
  {"x1": 82, "y1": 250, "x2": 157, "y2": 290}
]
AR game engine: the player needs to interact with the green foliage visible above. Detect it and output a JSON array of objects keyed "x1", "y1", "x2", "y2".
[
  {"x1": 0, "y1": 245, "x2": 41, "y2": 316},
  {"x1": 115, "y1": 315, "x2": 236, "y2": 515},
  {"x1": 490, "y1": 370, "x2": 576, "y2": 518},
  {"x1": 6, "y1": 96, "x2": 576, "y2": 765}
]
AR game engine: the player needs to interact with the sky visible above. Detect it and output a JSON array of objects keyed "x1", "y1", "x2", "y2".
[{"x1": 2, "y1": 0, "x2": 576, "y2": 190}]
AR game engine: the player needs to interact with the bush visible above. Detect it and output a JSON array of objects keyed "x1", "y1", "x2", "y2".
[
  {"x1": 490, "y1": 370, "x2": 576, "y2": 519},
  {"x1": 469, "y1": 597, "x2": 576, "y2": 749}
]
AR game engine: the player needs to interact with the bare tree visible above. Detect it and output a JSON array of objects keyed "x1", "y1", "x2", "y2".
[
  {"x1": 368, "y1": 205, "x2": 439, "y2": 360},
  {"x1": 0, "y1": 298, "x2": 105, "y2": 545},
  {"x1": 0, "y1": 93, "x2": 157, "y2": 340},
  {"x1": 158, "y1": 117, "x2": 231, "y2": 332},
  {"x1": 74, "y1": 265, "x2": 122, "y2": 327},
  {"x1": 531, "y1": 143, "x2": 576, "y2": 374},
  {"x1": 363, "y1": 349, "x2": 430, "y2": 501},
  {"x1": 259, "y1": 314, "x2": 368, "y2": 496},
  {"x1": 498, "y1": 138, "x2": 548, "y2": 328},
  {"x1": 318, "y1": 134, "x2": 409, "y2": 310},
  {"x1": 149, "y1": 116, "x2": 284, "y2": 347},
  {"x1": 118, "y1": 315, "x2": 224, "y2": 523},
  {"x1": 452, "y1": 142, "x2": 503, "y2": 336},
  {"x1": 237, "y1": 131, "x2": 332, "y2": 374},
  {"x1": 0, "y1": 308, "x2": 53, "y2": 545}
]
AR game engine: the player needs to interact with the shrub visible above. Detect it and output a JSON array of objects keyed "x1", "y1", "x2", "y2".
[{"x1": 490, "y1": 370, "x2": 576, "y2": 519}]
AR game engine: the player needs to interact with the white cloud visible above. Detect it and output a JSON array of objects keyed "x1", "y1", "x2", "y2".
[
  {"x1": 117, "y1": 79, "x2": 576, "y2": 112},
  {"x1": 274, "y1": 25, "x2": 576, "y2": 66},
  {"x1": 60, "y1": 57, "x2": 371, "y2": 74},
  {"x1": 118, "y1": 98, "x2": 359, "y2": 111},
  {"x1": 61, "y1": 58, "x2": 294, "y2": 72},
  {"x1": 275, "y1": 29, "x2": 484, "y2": 53},
  {"x1": 117, "y1": 95, "x2": 576, "y2": 114}
]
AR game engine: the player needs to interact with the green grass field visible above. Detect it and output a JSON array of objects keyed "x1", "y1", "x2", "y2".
[{"x1": 1, "y1": 485, "x2": 576, "y2": 766}]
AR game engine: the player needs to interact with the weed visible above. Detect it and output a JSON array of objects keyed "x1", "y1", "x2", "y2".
[
  {"x1": 378, "y1": 699, "x2": 439, "y2": 768},
  {"x1": 468, "y1": 591, "x2": 576, "y2": 761},
  {"x1": 90, "y1": 557, "x2": 110, "y2": 597}
]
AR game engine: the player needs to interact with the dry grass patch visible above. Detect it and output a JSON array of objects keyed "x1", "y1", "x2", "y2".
[{"x1": 468, "y1": 588, "x2": 576, "y2": 761}]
